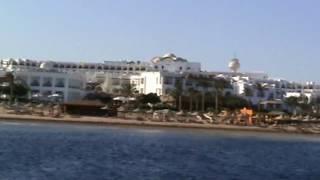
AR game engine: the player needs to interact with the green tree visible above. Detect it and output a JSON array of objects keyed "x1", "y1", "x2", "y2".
[
  {"x1": 244, "y1": 86, "x2": 253, "y2": 97},
  {"x1": 170, "y1": 78, "x2": 183, "y2": 111},
  {"x1": 284, "y1": 96, "x2": 299, "y2": 114},
  {"x1": 187, "y1": 87, "x2": 197, "y2": 111},
  {"x1": 120, "y1": 83, "x2": 137, "y2": 97},
  {"x1": 137, "y1": 93, "x2": 161, "y2": 104},
  {"x1": 222, "y1": 95, "x2": 249, "y2": 110},
  {"x1": 255, "y1": 82, "x2": 266, "y2": 98},
  {"x1": 212, "y1": 78, "x2": 230, "y2": 112},
  {"x1": 83, "y1": 92, "x2": 112, "y2": 103},
  {"x1": 311, "y1": 97, "x2": 320, "y2": 114},
  {"x1": 0, "y1": 82, "x2": 29, "y2": 99}
]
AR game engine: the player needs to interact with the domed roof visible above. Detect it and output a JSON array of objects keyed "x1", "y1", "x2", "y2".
[
  {"x1": 228, "y1": 58, "x2": 240, "y2": 73},
  {"x1": 151, "y1": 53, "x2": 188, "y2": 63},
  {"x1": 151, "y1": 57, "x2": 161, "y2": 63},
  {"x1": 162, "y1": 53, "x2": 176, "y2": 58},
  {"x1": 40, "y1": 61, "x2": 54, "y2": 70}
]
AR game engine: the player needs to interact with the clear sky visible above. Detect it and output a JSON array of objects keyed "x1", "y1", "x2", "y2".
[{"x1": 0, "y1": 0, "x2": 319, "y2": 82}]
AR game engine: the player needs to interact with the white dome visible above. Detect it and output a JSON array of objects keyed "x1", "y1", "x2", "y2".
[
  {"x1": 40, "y1": 62, "x2": 54, "y2": 70},
  {"x1": 228, "y1": 58, "x2": 240, "y2": 73},
  {"x1": 151, "y1": 57, "x2": 161, "y2": 63},
  {"x1": 162, "y1": 53, "x2": 176, "y2": 58}
]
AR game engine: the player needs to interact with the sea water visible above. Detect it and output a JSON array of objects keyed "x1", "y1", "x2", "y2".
[{"x1": 0, "y1": 121, "x2": 319, "y2": 180}]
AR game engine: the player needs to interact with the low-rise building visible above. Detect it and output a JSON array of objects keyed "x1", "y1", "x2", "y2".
[{"x1": 1, "y1": 62, "x2": 86, "y2": 102}]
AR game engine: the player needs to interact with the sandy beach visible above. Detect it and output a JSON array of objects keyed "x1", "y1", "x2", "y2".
[{"x1": 1, "y1": 113, "x2": 318, "y2": 135}]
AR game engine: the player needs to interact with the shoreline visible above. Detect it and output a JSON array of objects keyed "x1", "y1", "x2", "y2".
[{"x1": 0, "y1": 114, "x2": 319, "y2": 135}]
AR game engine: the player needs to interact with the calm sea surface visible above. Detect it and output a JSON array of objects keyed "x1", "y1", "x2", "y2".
[{"x1": 0, "y1": 121, "x2": 320, "y2": 180}]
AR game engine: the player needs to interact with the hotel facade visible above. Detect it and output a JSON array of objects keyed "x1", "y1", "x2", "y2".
[{"x1": 1, "y1": 53, "x2": 320, "y2": 105}]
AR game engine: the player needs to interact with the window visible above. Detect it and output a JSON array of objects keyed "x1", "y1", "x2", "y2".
[
  {"x1": 55, "y1": 78, "x2": 65, "y2": 88},
  {"x1": 164, "y1": 77, "x2": 173, "y2": 85},
  {"x1": 59, "y1": 64, "x2": 64, "y2": 68},
  {"x1": 129, "y1": 67, "x2": 133, "y2": 71},
  {"x1": 141, "y1": 78, "x2": 144, "y2": 84},
  {"x1": 123, "y1": 67, "x2": 127, "y2": 70},
  {"x1": 135, "y1": 67, "x2": 140, "y2": 71},
  {"x1": 179, "y1": 66, "x2": 183, "y2": 71},
  {"x1": 117, "y1": 67, "x2": 121, "y2": 70},
  {"x1": 140, "y1": 88, "x2": 144, "y2": 93},
  {"x1": 90, "y1": 66, "x2": 95, "y2": 69},
  {"x1": 104, "y1": 66, "x2": 109, "y2": 70},
  {"x1": 110, "y1": 66, "x2": 115, "y2": 70},
  {"x1": 187, "y1": 67, "x2": 191, "y2": 70},
  {"x1": 30, "y1": 77, "x2": 40, "y2": 87},
  {"x1": 42, "y1": 77, "x2": 53, "y2": 87},
  {"x1": 141, "y1": 67, "x2": 146, "y2": 71},
  {"x1": 69, "y1": 80, "x2": 81, "y2": 89},
  {"x1": 154, "y1": 66, "x2": 158, "y2": 69}
]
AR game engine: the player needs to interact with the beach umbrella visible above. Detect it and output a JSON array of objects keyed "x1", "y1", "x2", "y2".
[
  {"x1": 133, "y1": 108, "x2": 141, "y2": 112},
  {"x1": 101, "y1": 105, "x2": 109, "y2": 110},
  {"x1": 176, "y1": 111, "x2": 184, "y2": 115},
  {"x1": 117, "y1": 106, "x2": 126, "y2": 112},
  {"x1": 36, "y1": 103, "x2": 44, "y2": 108},
  {"x1": 113, "y1": 96, "x2": 126, "y2": 101},
  {"x1": 24, "y1": 103, "x2": 32, "y2": 107},
  {"x1": 48, "y1": 93, "x2": 61, "y2": 98},
  {"x1": 128, "y1": 97, "x2": 136, "y2": 101}
]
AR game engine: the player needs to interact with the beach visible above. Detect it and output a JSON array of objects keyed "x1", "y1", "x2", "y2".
[{"x1": 1, "y1": 113, "x2": 319, "y2": 135}]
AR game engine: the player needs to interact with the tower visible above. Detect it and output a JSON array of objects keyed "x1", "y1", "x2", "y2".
[{"x1": 228, "y1": 58, "x2": 240, "y2": 73}]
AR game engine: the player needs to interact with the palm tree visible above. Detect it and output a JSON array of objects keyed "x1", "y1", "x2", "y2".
[
  {"x1": 244, "y1": 86, "x2": 253, "y2": 97},
  {"x1": 212, "y1": 78, "x2": 229, "y2": 112},
  {"x1": 169, "y1": 78, "x2": 183, "y2": 111},
  {"x1": 188, "y1": 87, "x2": 197, "y2": 112},
  {"x1": 198, "y1": 79, "x2": 211, "y2": 112},
  {"x1": 285, "y1": 96, "x2": 299, "y2": 114},
  {"x1": 255, "y1": 82, "x2": 266, "y2": 98},
  {"x1": 120, "y1": 83, "x2": 137, "y2": 97},
  {"x1": 194, "y1": 89, "x2": 200, "y2": 111},
  {"x1": 188, "y1": 75, "x2": 213, "y2": 112}
]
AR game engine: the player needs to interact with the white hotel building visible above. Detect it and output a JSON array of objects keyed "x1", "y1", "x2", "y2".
[
  {"x1": 0, "y1": 61, "x2": 86, "y2": 102},
  {"x1": 1, "y1": 53, "x2": 319, "y2": 105}
]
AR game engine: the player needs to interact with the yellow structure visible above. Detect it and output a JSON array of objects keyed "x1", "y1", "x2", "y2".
[{"x1": 239, "y1": 108, "x2": 253, "y2": 125}]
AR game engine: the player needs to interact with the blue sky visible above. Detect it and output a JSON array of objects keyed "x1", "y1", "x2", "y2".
[{"x1": 0, "y1": 0, "x2": 319, "y2": 82}]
